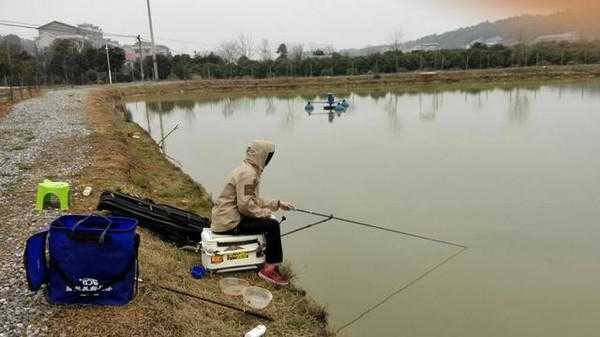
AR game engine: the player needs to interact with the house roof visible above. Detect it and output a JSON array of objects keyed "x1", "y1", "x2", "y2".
[{"x1": 37, "y1": 20, "x2": 79, "y2": 31}]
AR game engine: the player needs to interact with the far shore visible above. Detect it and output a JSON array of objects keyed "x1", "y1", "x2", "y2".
[{"x1": 111, "y1": 64, "x2": 600, "y2": 101}]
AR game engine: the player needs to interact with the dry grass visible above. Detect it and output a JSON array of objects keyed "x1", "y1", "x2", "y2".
[
  {"x1": 0, "y1": 88, "x2": 41, "y2": 119},
  {"x1": 47, "y1": 89, "x2": 332, "y2": 337}
]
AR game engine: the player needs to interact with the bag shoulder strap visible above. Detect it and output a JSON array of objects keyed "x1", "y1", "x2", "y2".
[{"x1": 24, "y1": 230, "x2": 49, "y2": 291}]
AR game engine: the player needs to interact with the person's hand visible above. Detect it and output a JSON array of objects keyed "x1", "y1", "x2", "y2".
[{"x1": 279, "y1": 201, "x2": 295, "y2": 211}]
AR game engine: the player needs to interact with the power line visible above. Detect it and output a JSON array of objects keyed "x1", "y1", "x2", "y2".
[
  {"x1": 0, "y1": 22, "x2": 36, "y2": 30},
  {"x1": 154, "y1": 36, "x2": 216, "y2": 47},
  {"x1": 0, "y1": 20, "x2": 138, "y2": 39},
  {"x1": 0, "y1": 19, "x2": 215, "y2": 54}
]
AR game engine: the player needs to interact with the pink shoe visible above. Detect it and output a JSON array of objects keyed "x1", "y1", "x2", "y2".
[{"x1": 258, "y1": 268, "x2": 289, "y2": 286}]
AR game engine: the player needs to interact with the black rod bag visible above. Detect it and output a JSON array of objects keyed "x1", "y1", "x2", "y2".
[{"x1": 97, "y1": 191, "x2": 210, "y2": 246}]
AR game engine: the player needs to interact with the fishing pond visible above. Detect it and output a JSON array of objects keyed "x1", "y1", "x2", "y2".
[{"x1": 126, "y1": 82, "x2": 600, "y2": 337}]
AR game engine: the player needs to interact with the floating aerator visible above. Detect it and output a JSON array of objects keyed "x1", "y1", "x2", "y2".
[{"x1": 305, "y1": 101, "x2": 315, "y2": 113}]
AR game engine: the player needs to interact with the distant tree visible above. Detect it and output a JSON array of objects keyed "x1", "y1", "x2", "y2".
[
  {"x1": 172, "y1": 54, "x2": 193, "y2": 80},
  {"x1": 143, "y1": 54, "x2": 172, "y2": 80},
  {"x1": 1, "y1": 34, "x2": 23, "y2": 55},
  {"x1": 387, "y1": 29, "x2": 404, "y2": 72},
  {"x1": 219, "y1": 40, "x2": 241, "y2": 64},
  {"x1": 48, "y1": 39, "x2": 81, "y2": 83},
  {"x1": 95, "y1": 46, "x2": 125, "y2": 75},
  {"x1": 276, "y1": 43, "x2": 288, "y2": 59},
  {"x1": 258, "y1": 38, "x2": 272, "y2": 61},
  {"x1": 194, "y1": 52, "x2": 224, "y2": 65},
  {"x1": 290, "y1": 44, "x2": 304, "y2": 61},
  {"x1": 237, "y1": 33, "x2": 254, "y2": 59}
]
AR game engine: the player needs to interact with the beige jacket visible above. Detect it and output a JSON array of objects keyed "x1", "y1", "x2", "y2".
[{"x1": 211, "y1": 140, "x2": 280, "y2": 233}]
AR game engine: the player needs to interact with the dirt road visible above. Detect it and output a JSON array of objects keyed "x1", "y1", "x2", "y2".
[{"x1": 0, "y1": 89, "x2": 91, "y2": 337}]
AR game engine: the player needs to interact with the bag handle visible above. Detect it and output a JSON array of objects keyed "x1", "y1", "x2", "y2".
[{"x1": 71, "y1": 214, "x2": 113, "y2": 244}]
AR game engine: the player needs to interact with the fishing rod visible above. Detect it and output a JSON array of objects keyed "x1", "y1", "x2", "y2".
[
  {"x1": 281, "y1": 215, "x2": 334, "y2": 238},
  {"x1": 158, "y1": 123, "x2": 179, "y2": 146},
  {"x1": 293, "y1": 208, "x2": 467, "y2": 249},
  {"x1": 156, "y1": 284, "x2": 274, "y2": 322}
]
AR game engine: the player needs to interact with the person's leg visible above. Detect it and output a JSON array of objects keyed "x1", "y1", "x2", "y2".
[
  {"x1": 236, "y1": 217, "x2": 283, "y2": 264},
  {"x1": 235, "y1": 217, "x2": 288, "y2": 285}
]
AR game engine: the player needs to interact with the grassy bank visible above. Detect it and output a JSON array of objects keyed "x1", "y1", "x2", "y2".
[{"x1": 46, "y1": 88, "x2": 331, "y2": 337}]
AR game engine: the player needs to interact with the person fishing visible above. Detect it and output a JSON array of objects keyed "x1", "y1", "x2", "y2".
[{"x1": 211, "y1": 140, "x2": 295, "y2": 286}]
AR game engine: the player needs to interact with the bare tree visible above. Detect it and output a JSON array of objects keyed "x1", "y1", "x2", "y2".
[
  {"x1": 387, "y1": 29, "x2": 404, "y2": 52},
  {"x1": 218, "y1": 39, "x2": 241, "y2": 78},
  {"x1": 219, "y1": 39, "x2": 241, "y2": 64},
  {"x1": 290, "y1": 43, "x2": 304, "y2": 61},
  {"x1": 323, "y1": 44, "x2": 336, "y2": 55},
  {"x1": 258, "y1": 38, "x2": 273, "y2": 77},
  {"x1": 258, "y1": 38, "x2": 272, "y2": 61},
  {"x1": 387, "y1": 29, "x2": 404, "y2": 72},
  {"x1": 237, "y1": 33, "x2": 254, "y2": 59},
  {"x1": 364, "y1": 45, "x2": 378, "y2": 56}
]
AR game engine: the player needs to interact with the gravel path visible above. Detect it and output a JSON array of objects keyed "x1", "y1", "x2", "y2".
[{"x1": 0, "y1": 89, "x2": 92, "y2": 337}]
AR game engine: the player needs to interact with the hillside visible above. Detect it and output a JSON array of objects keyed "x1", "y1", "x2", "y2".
[{"x1": 344, "y1": 9, "x2": 600, "y2": 56}]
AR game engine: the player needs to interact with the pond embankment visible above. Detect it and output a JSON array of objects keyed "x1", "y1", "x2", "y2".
[
  {"x1": 0, "y1": 86, "x2": 330, "y2": 337},
  {"x1": 46, "y1": 87, "x2": 332, "y2": 337}
]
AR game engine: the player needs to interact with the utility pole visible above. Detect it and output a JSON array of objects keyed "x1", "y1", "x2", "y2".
[
  {"x1": 136, "y1": 35, "x2": 145, "y2": 81},
  {"x1": 145, "y1": 0, "x2": 160, "y2": 81},
  {"x1": 105, "y1": 44, "x2": 113, "y2": 85}
]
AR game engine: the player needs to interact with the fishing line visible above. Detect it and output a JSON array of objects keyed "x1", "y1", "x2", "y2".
[
  {"x1": 289, "y1": 208, "x2": 469, "y2": 331},
  {"x1": 336, "y1": 247, "x2": 467, "y2": 332},
  {"x1": 293, "y1": 208, "x2": 467, "y2": 249}
]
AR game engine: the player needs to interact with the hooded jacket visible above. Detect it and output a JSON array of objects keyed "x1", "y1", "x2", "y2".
[{"x1": 211, "y1": 140, "x2": 280, "y2": 233}]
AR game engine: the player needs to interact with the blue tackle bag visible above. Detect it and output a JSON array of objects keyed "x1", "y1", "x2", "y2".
[{"x1": 24, "y1": 214, "x2": 140, "y2": 306}]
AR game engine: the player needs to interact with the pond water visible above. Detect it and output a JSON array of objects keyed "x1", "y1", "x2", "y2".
[{"x1": 126, "y1": 82, "x2": 600, "y2": 337}]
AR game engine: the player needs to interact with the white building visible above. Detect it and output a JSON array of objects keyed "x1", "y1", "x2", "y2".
[
  {"x1": 123, "y1": 42, "x2": 171, "y2": 62},
  {"x1": 410, "y1": 43, "x2": 441, "y2": 52},
  {"x1": 36, "y1": 21, "x2": 111, "y2": 50},
  {"x1": 533, "y1": 32, "x2": 578, "y2": 43}
]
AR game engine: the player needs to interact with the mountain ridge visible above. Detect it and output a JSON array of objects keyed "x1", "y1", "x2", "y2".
[{"x1": 342, "y1": 10, "x2": 599, "y2": 56}]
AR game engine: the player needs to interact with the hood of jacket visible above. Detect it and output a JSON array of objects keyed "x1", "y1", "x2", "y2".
[{"x1": 244, "y1": 140, "x2": 275, "y2": 173}]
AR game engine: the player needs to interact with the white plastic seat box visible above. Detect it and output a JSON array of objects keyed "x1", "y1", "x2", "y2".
[{"x1": 201, "y1": 228, "x2": 266, "y2": 273}]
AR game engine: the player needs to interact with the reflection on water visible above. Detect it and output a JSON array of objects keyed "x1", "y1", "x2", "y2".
[
  {"x1": 507, "y1": 89, "x2": 532, "y2": 124},
  {"x1": 139, "y1": 83, "x2": 600, "y2": 131},
  {"x1": 127, "y1": 82, "x2": 600, "y2": 337}
]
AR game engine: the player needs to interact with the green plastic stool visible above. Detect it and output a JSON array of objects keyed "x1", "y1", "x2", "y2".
[{"x1": 36, "y1": 179, "x2": 70, "y2": 211}]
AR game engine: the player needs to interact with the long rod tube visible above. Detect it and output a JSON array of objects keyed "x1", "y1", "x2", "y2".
[
  {"x1": 145, "y1": 0, "x2": 160, "y2": 81},
  {"x1": 294, "y1": 208, "x2": 467, "y2": 249}
]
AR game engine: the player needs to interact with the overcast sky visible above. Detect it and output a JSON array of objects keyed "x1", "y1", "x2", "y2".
[{"x1": 0, "y1": 0, "x2": 578, "y2": 54}]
